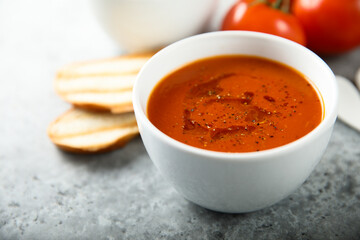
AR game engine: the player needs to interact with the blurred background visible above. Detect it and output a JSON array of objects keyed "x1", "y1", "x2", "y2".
[{"x1": 0, "y1": 0, "x2": 359, "y2": 239}]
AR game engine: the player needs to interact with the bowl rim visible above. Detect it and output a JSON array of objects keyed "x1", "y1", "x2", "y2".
[{"x1": 133, "y1": 31, "x2": 338, "y2": 162}]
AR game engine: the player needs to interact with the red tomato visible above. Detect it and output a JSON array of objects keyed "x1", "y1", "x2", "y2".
[
  {"x1": 221, "y1": 0, "x2": 306, "y2": 46},
  {"x1": 292, "y1": 0, "x2": 360, "y2": 54}
]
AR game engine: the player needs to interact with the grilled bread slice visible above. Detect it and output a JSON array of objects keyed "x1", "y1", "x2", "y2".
[
  {"x1": 48, "y1": 108, "x2": 139, "y2": 153},
  {"x1": 55, "y1": 53, "x2": 153, "y2": 113}
]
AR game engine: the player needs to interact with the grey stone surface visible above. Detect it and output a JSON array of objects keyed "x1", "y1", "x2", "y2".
[{"x1": 0, "y1": 0, "x2": 359, "y2": 239}]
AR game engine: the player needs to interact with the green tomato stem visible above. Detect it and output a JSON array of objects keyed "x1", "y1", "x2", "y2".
[
  {"x1": 250, "y1": 0, "x2": 270, "y2": 7},
  {"x1": 272, "y1": 0, "x2": 283, "y2": 9},
  {"x1": 250, "y1": 0, "x2": 290, "y2": 13},
  {"x1": 281, "y1": 0, "x2": 290, "y2": 13}
]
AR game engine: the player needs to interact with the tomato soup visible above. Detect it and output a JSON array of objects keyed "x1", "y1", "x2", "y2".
[{"x1": 147, "y1": 55, "x2": 323, "y2": 153}]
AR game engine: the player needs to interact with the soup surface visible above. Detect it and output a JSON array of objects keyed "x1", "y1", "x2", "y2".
[{"x1": 147, "y1": 55, "x2": 323, "y2": 153}]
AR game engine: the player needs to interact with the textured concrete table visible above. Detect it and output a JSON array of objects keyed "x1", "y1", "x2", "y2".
[{"x1": 0, "y1": 1, "x2": 359, "y2": 239}]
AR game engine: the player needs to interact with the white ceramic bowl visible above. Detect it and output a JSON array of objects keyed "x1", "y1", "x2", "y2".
[
  {"x1": 133, "y1": 31, "x2": 338, "y2": 213},
  {"x1": 91, "y1": 0, "x2": 218, "y2": 53}
]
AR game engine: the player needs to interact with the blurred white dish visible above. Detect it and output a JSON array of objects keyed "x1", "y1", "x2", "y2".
[
  {"x1": 207, "y1": 0, "x2": 236, "y2": 31},
  {"x1": 337, "y1": 75, "x2": 360, "y2": 132},
  {"x1": 355, "y1": 67, "x2": 360, "y2": 90},
  {"x1": 91, "y1": 0, "x2": 218, "y2": 53}
]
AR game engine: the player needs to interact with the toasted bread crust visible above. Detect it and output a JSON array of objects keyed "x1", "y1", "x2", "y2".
[
  {"x1": 57, "y1": 52, "x2": 154, "y2": 77},
  {"x1": 51, "y1": 131, "x2": 139, "y2": 154},
  {"x1": 70, "y1": 102, "x2": 134, "y2": 114}
]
